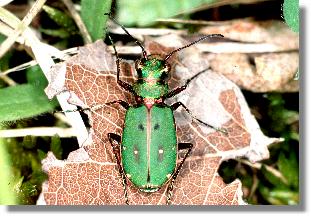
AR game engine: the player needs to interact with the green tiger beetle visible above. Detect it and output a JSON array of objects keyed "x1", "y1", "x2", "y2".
[{"x1": 103, "y1": 14, "x2": 227, "y2": 205}]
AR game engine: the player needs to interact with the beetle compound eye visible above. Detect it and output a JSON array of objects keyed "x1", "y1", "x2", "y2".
[
  {"x1": 135, "y1": 59, "x2": 142, "y2": 69},
  {"x1": 159, "y1": 63, "x2": 170, "y2": 81},
  {"x1": 164, "y1": 63, "x2": 171, "y2": 73}
]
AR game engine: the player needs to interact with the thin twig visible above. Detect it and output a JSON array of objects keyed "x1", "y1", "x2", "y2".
[
  {"x1": 0, "y1": 0, "x2": 47, "y2": 58},
  {"x1": 0, "y1": 21, "x2": 30, "y2": 45},
  {"x1": 238, "y1": 159, "x2": 288, "y2": 184},
  {"x1": 200, "y1": 42, "x2": 299, "y2": 53},
  {"x1": 249, "y1": 167, "x2": 259, "y2": 199},
  {"x1": 0, "y1": 127, "x2": 76, "y2": 138},
  {"x1": 53, "y1": 112, "x2": 73, "y2": 126},
  {"x1": 0, "y1": 39, "x2": 297, "y2": 77},
  {"x1": 156, "y1": 18, "x2": 233, "y2": 26},
  {"x1": 1, "y1": 47, "x2": 78, "y2": 76},
  {"x1": 109, "y1": 25, "x2": 186, "y2": 36},
  {"x1": 0, "y1": 0, "x2": 14, "y2": 7},
  {"x1": 0, "y1": 73, "x2": 16, "y2": 85}
]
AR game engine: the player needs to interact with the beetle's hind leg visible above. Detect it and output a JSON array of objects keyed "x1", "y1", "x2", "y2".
[
  {"x1": 107, "y1": 133, "x2": 129, "y2": 205},
  {"x1": 166, "y1": 142, "x2": 193, "y2": 205}
]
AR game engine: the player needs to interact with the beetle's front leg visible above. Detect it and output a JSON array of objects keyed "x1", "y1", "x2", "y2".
[
  {"x1": 107, "y1": 133, "x2": 129, "y2": 205},
  {"x1": 163, "y1": 68, "x2": 209, "y2": 99},
  {"x1": 106, "y1": 100, "x2": 130, "y2": 110},
  {"x1": 54, "y1": 100, "x2": 130, "y2": 114},
  {"x1": 107, "y1": 34, "x2": 136, "y2": 94},
  {"x1": 166, "y1": 142, "x2": 193, "y2": 205}
]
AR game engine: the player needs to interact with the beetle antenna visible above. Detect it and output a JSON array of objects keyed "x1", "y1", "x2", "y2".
[
  {"x1": 104, "y1": 12, "x2": 148, "y2": 60},
  {"x1": 164, "y1": 34, "x2": 224, "y2": 61}
]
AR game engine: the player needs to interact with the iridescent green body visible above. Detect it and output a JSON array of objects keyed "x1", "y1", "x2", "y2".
[
  {"x1": 121, "y1": 57, "x2": 176, "y2": 192},
  {"x1": 122, "y1": 105, "x2": 177, "y2": 192},
  {"x1": 105, "y1": 22, "x2": 224, "y2": 203}
]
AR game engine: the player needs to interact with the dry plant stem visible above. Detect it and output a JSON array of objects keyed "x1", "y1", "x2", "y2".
[
  {"x1": 1, "y1": 47, "x2": 79, "y2": 76},
  {"x1": 0, "y1": 21, "x2": 30, "y2": 45},
  {"x1": 0, "y1": 73, "x2": 16, "y2": 85},
  {"x1": 108, "y1": 43, "x2": 296, "y2": 55},
  {"x1": 53, "y1": 112, "x2": 73, "y2": 126},
  {"x1": 1, "y1": 59, "x2": 38, "y2": 75},
  {"x1": 110, "y1": 26, "x2": 186, "y2": 36},
  {"x1": 0, "y1": 0, "x2": 47, "y2": 58},
  {"x1": 0, "y1": 1, "x2": 14, "y2": 7},
  {"x1": 0, "y1": 37, "x2": 297, "y2": 76},
  {"x1": 249, "y1": 167, "x2": 259, "y2": 199},
  {"x1": 239, "y1": 159, "x2": 288, "y2": 184},
  {"x1": 156, "y1": 18, "x2": 233, "y2": 26},
  {"x1": 1, "y1": 42, "x2": 292, "y2": 77},
  {"x1": 0, "y1": 6, "x2": 88, "y2": 146},
  {"x1": 198, "y1": 43, "x2": 298, "y2": 53},
  {"x1": 0, "y1": 127, "x2": 76, "y2": 138},
  {"x1": 111, "y1": 43, "x2": 297, "y2": 54},
  {"x1": 0, "y1": 21, "x2": 73, "y2": 61},
  {"x1": 62, "y1": 0, "x2": 92, "y2": 44}
]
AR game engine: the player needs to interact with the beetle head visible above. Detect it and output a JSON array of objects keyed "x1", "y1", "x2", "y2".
[{"x1": 135, "y1": 55, "x2": 171, "y2": 82}]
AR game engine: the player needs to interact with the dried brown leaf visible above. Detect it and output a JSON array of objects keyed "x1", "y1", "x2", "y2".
[
  {"x1": 207, "y1": 52, "x2": 299, "y2": 92},
  {"x1": 199, "y1": 19, "x2": 299, "y2": 92},
  {"x1": 200, "y1": 19, "x2": 298, "y2": 48},
  {"x1": 40, "y1": 36, "x2": 281, "y2": 205}
]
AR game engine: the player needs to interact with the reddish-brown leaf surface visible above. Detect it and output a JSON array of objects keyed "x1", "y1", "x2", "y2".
[{"x1": 40, "y1": 36, "x2": 281, "y2": 205}]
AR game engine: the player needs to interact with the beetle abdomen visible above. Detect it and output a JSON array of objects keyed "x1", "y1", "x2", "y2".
[{"x1": 121, "y1": 105, "x2": 177, "y2": 191}]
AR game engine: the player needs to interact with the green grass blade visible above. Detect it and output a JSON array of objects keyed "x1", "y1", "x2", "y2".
[
  {"x1": 0, "y1": 136, "x2": 18, "y2": 204},
  {"x1": 42, "y1": 5, "x2": 76, "y2": 33},
  {"x1": 80, "y1": 0, "x2": 112, "y2": 41},
  {"x1": 117, "y1": 0, "x2": 216, "y2": 26},
  {"x1": 277, "y1": 152, "x2": 299, "y2": 189},
  {"x1": 0, "y1": 84, "x2": 56, "y2": 122}
]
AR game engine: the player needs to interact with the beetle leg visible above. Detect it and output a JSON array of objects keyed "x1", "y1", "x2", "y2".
[
  {"x1": 107, "y1": 133, "x2": 129, "y2": 205},
  {"x1": 171, "y1": 102, "x2": 228, "y2": 135},
  {"x1": 106, "y1": 100, "x2": 130, "y2": 110},
  {"x1": 78, "y1": 100, "x2": 130, "y2": 112},
  {"x1": 163, "y1": 68, "x2": 209, "y2": 99},
  {"x1": 166, "y1": 142, "x2": 193, "y2": 205},
  {"x1": 53, "y1": 100, "x2": 130, "y2": 114},
  {"x1": 107, "y1": 34, "x2": 136, "y2": 94}
]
